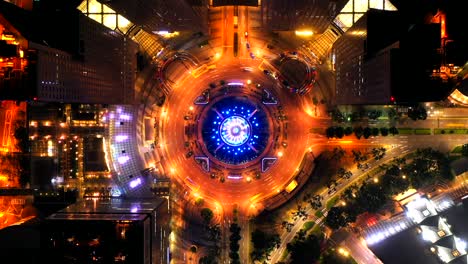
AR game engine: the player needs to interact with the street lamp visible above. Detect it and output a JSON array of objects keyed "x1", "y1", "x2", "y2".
[{"x1": 338, "y1": 247, "x2": 349, "y2": 257}]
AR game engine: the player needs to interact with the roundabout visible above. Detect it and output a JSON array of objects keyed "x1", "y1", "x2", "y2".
[
  {"x1": 149, "y1": 22, "x2": 320, "y2": 211},
  {"x1": 156, "y1": 60, "x2": 318, "y2": 210}
]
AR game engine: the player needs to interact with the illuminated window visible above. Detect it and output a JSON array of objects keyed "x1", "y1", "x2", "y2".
[
  {"x1": 77, "y1": 0, "x2": 134, "y2": 34},
  {"x1": 334, "y1": 0, "x2": 397, "y2": 31},
  {"x1": 437, "y1": 230, "x2": 446, "y2": 237}
]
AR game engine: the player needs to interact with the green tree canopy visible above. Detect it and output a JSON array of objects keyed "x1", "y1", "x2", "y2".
[
  {"x1": 287, "y1": 234, "x2": 321, "y2": 264},
  {"x1": 200, "y1": 208, "x2": 214, "y2": 224}
]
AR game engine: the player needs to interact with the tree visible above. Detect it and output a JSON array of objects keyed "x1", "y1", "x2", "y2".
[
  {"x1": 353, "y1": 126, "x2": 363, "y2": 139},
  {"x1": 356, "y1": 183, "x2": 387, "y2": 213},
  {"x1": 326, "y1": 127, "x2": 336, "y2": 138},
  {"x1": 404, "y1": 148, "x2": 453, "y2": 188},
  {"x1": 381, "y1": 165, "x2": 409, "y2": 196},
  {"x1": 408, "y1": 105, "x2": 427, "y2": 120},
  {"x1": 330, "y1": 109, "x2": 345, "y2": 122},
  {"x1": 282, "y1": 221, "x2": 294, "y2": 232},
  {"x1": 332, "y1": 147, "x2": 346, "y2": 161},
  {"x1": 380, "y1": 127, "x2": 389, "y2": 136},
  {"x1": 368, "y1": 110, "x2": 382, "y2": 120},
  {"x1": 371, "y1": 127, "x2": 379, "y2": 137},
  {"x1": 325, "y1": 207, "x2": 349, "y2": 230},
  {"x1": 351, "y1": 150, "x2": 366, "y2": 163},
  {"x1": 229, "y1": 223, "x2": 241, "y2": 263},
  {"x1": 337, "y1": 167, "x2": 346, "y2": 178},
  {"x1": 287, "y1": 235, "x2": 321, "y2": 264},
  {"x1": 312, "y1": 96, "x2": 319, "y2": 105},
  {"x1": 190, "y1": 245, "x2": 198, "y2": 253},
  {"x1": 389, "y1": 126, "x2": 399, "y2": 135},
  {"x1": 200, "y1": 208, "x2": 214, "y2": 224},
  {"x1": 349, "y1": 112, "x2": 360, "y2": 122},
  {"x1": 251, "y1": 229, "x2": 281, "y2": 261},
  {"x1": 344, "y1": 127, "x2": 353, "y2": 136},
  {"x1": 462, "y1": 144, "x2": 468, "y2": 157},
  {"x1": 363, "y1": 127, "x2": 372, "y2": 139},
  {"x1": 195, "y1": 197, "x2": 204, "y2": 206},
  {"x1": 371, "y1": 147, "x2": 386, "y2": 160},
  {"x1": 335, "y1": 127, "x2": 345, "y2": 138},
  {"x1": 393, "y1": 157, "x2": 406, "y2": 167},
  {"x1": 387, "y1": 108, "x2": 397, "y2": 120}
]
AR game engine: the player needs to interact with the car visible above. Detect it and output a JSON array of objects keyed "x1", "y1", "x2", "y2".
[
  {"x1": 250, "y1": 52, "x2": 255, "y2": 59},
  {"x1": 244, "y1": 31, "x2": 248, "y2": 37},
  {"x1": 246, "y1": 42, "x2": 250, "y2": 49},
  {"x1": 263, "y1": 69, "x2": 270, "y2": 74},
  {"x1": 242, "y1": 67, "x2": 253, "y2": 72},
  {"x1": 289, "y1": 51, "x2": 298, "y2": 56}
]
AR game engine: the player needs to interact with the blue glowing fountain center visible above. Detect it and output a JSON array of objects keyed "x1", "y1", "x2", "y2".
[
  {"x1": 220, "y1": 116, "x2": 251, "y2": 146},
  {"x1": 202, "y1": 97, "x2": 269, "y2": 165}
]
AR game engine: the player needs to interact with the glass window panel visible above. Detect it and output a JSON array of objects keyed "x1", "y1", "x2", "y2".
[
  {"x1": 354, "y1": 0, "x2": 369, "y2": 12},
  {"x1": 118, "y1": 15, "x2": 133, "y2": 33},
  {"x1": 103, "y1": 5, "x2": 115, "y2": 14},
  {"x1": 341, "y1": 1, "x2": 353, "y2": 13},
  {"x1": 88, "y1": 0, "x2": 102, "y2": 14},
  {"x1": 384, "y1": 0, "x2": 397, "y2": 10},
  {"x1": 336, "y1": 14, "x2": 354, "y2": 29},
  {"x1": 369, "y1": 0, "x2": 383, "y2": 9},
  {"x1": 353, "y1": 13, "x2": 365, "y2": 23},
  {"x1": 77, "y1": 0, "x2": 87, "y2": 13},
  {"x1": 103, "y1": 14, "x2": 117, "y2": 30},
  {"x1": 89, "y1": 14, "x2": 102, "y2": 24}
]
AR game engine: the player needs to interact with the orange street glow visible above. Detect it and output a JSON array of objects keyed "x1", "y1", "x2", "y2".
[
  {"x1": 295, "y1": 30, "x2": 314, "y2": 37},
  {"x1": 285, "y1": 180, "x2": 298, "y2": 193}
]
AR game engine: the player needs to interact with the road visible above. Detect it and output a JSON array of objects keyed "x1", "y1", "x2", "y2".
[
  {"x1": 159, "y1": 5, "x2": 324, "y2": 216},
  {"x1": 129, "y1": 3, "x2": 468, "y2": 264},
  {"x1": 153, "y1": 4, "x2": 331, "y2": 263},
  {"x1": 268, "y1": 133, "x2": 468, "y2": 263}
]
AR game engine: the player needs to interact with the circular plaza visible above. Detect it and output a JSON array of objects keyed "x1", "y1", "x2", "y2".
[{"x1": 200, "y1": 95, "x2": 272, "y2": 166}]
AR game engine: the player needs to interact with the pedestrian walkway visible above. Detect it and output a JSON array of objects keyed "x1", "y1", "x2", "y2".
[{"x1": 304, "y1": 25, "x2": 342, "y2": 60}]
